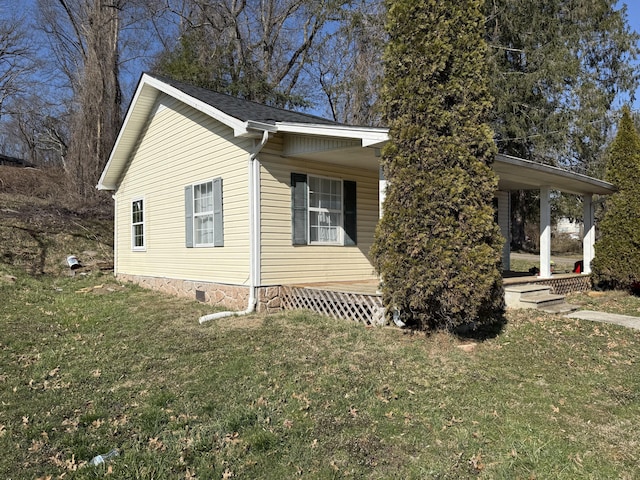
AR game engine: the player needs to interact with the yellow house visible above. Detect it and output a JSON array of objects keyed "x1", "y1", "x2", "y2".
[
  {"x1": 98, "y1": 73, "x2": 387, "y2": 314},
  {"x1": 98, "y1": 74, "x2": 615, "y2": 323}
]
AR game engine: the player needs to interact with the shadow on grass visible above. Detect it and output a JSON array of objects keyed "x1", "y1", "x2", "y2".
[
  {"x1": 453, "y1": 313, "x2": 508, "y2": 341},
  {"x1": 397, "y1": 312, "x2": 508, "y2": 341}
]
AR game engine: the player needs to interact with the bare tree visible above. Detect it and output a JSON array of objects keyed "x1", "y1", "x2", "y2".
[
  {"x1": 315, "y1": 1, "x2": 385, "y2": 125},
  {"x1": 154, "y1": 0, "x2": 356, "y2": 109},
  {"x1": 0, "y1": 10, "x2": 36, "y2": 122},
  {"x1": 37, "y1": 0, "x2": 131, "y2": 198},
  {"x1": 3, "y1": 94, "x2": 69, "y2": 166}
]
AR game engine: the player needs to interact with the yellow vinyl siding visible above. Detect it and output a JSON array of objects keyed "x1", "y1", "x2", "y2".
[
  {"x1": 115, "y1": 94, "x2": 252, "y2": 284},
  {"x1": 260, "y1": 151, "x2": 379, "y2": 285}
]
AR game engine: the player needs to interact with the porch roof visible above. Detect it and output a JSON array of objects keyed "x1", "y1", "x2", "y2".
[{"x1": 494, "y1": 154, "x2": 615, "y2": 195}]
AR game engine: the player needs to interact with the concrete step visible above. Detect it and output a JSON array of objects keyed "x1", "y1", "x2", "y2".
[
  {"x1": 539, "y1": 303, "x2": 580, "y2": 314},
  {"x1": 519, "y1": 292, "x2": 566, "y2": 308},
  {"x1": 504, "y1": 283, "x2": 574, "y2": 310}
]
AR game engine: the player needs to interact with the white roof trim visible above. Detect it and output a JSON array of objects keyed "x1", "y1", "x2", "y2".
[
  {"x1": 143, "y1": 74, "x2": 248, "y2": 134},
  {"x1": 495, "y1": 153, "x2": 616, "y2": 195}
]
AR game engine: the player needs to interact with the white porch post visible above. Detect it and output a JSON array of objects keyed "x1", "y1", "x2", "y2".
[
  {"x1": 582, "y1": 194, "x2": 595, "y2": 274},
  {"x1": 496, "y1": 191, "x2": 511, "y2": 270},
  {"x1": 379, "y1": 166, "x2": 386, "y2": 219},
  {"x1": 539, "y1": 186, "x2": 552, "y2": 278}
]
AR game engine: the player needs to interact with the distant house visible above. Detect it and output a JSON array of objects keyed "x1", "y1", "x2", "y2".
[
  {"x1": 98, "y1": 73, "x2": 615, "y2": 314},
  {"x1": 555, "y1": 217, "x2": 582, "y2": 239},
  {"x1": 0, "y1": 154, "x2": 34, "y2": 168}
]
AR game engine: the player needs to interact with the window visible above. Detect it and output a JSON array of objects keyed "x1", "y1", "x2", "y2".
[
  {"x1": 185, "y1": 178, "x2": 224, "y2": 247},
  {"x1": 291, "y1": 173, "x2": 357, "y2": 246},
  {"x1": 309, "y1": 176, "x2": 343, "y2": 244},
  {"x1": 194, "y1": 181, "x2": 214, "y2": 245},
  {"x1": 132, "y1": 198, "x2": 145, "y2": 250}
]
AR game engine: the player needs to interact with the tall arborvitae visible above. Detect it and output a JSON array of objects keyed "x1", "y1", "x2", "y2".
[
  {"x1": 371, "y1": 0, "x2": 504, "y2": 330},
  {"x1": 591, "y1": 106, "x2": 640, "y2": 291}
]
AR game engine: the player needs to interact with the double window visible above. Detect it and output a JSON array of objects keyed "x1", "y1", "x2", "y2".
[
  {"x1": 291, "y1": 173, "x2": 357, "y2": 246},
  {"x1": 185, "y1": 178, "x2": 224, "y2": 247},
  {"x1": 131, "y1": 198, "x2": 145, "y2": 250}
]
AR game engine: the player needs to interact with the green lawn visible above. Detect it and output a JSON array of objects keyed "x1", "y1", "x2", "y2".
[{"x1": 1, "y1": 270, "x2": 639, "y2": 479}]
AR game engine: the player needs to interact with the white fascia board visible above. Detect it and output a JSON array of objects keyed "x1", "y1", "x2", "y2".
[
  {"x1": 275, "y1": 122, "x2": 389, "y2": 148},
  {"x1": 142, "y1": 75, "x2": 248, "y2": 135},
  {"x1": 496, "y1": 153, "x2": 616, "y2": 194}
]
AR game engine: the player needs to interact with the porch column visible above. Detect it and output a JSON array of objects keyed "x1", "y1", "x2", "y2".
[
  {"x1": 496, "y1": 191, "x2": 511, "y2": 270},
  {"x1": 379, "y1": 166, "x2": 386, "y2": 219},
  {"x1": 539, "y1": 186, "x2": 552, "y2": 278},
  {"x1": 582, "y1": 193, "x2": 595, "y2": 274}
]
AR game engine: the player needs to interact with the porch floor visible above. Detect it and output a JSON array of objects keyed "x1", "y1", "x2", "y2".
[{"x1": 288, "y1": 272, "x2": 588, "y2": 295}]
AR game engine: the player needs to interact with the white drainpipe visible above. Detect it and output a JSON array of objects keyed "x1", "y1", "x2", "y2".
[
  {"x1": 112, "y1": 194, "x2": 118, "y2": 276},
  {"x1": 199, "y1": 129, "x2": 269, "y2": 324}
]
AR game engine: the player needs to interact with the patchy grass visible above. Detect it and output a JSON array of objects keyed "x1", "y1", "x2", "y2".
[
  {"x1": 568, "y1": 289, "x2": 640, "y2": 316},
  {"x1": 1, "y1": 273, "x2": 640, "y2": 479}
]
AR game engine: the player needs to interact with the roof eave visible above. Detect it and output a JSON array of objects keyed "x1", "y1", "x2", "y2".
[
  {"x1": 274, "y1": 122, "x2": 389, "y2": 147},
  {"x1": 495, "y1": 154, "x2": 616, "y2": 195}
]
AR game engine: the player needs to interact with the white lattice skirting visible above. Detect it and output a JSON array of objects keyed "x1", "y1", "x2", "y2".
[{"x1": 281, "y1": 286, "x2": 386, "y2": 326}]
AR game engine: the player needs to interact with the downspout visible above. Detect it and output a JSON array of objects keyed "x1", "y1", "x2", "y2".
[
  {"x1": 112, "y1": 194, "x2": 118, "y2": 277},
  {"x1": 199, "y1": 129, "x2": 269, "y2": 324}
]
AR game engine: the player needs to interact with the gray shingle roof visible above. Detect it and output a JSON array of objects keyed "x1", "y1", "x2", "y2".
[{"x1": 147, "y1": 73, "x2": 340, "y2": 126}]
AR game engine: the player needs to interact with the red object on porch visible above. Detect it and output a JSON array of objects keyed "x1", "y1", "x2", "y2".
[{"x1": 573, "y1": 260, "x2": 583, "y2": 274}]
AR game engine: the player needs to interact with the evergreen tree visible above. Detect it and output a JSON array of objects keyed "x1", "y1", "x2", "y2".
[
  {"x1": 371, "y1": 0, "x2": 504, "y2": 331},
  {"x1": 484, "y1": 1, "x2": 638, "y2": 248},
  {"x1": 591, "y1": 106, "x2": 640, "y2": 291}
]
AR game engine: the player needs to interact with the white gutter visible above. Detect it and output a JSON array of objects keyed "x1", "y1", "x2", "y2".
[
  {"x1": 199, "y1": 129, "x2": 269, "y2": 324},
  {"x1": 112, "y1": 194, "x2": 118, "y2": 276}
]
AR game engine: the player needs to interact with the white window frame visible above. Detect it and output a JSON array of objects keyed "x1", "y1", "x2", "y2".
[
  {"x1": 131, "y1": 197, "x2": 145, "y2": 251},
  {"x1": 193, "y1": 180, "x2": 215, "y2": 247},
  {"x1": 307, "y1": 175, "x2": 344, "y2": 245}
]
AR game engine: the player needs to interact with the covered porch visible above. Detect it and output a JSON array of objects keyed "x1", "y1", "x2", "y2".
[
  {"x1": 492, "y1": 154, "x2": 616, "y2": 278},
  {"x1": 280, "y1": 154, "x2": 615, "y2": 325},
  {"x1": 281, "y1": 261, "x2": 592, "y2": 326}
]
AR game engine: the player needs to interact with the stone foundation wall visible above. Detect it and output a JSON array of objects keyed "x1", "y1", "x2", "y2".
[
  {"x1": 257, "y1": 286, "x2": 283, "y2": 313},
  {"x1": 116, "y1": 273, "x2": 284, "y2": 313}
]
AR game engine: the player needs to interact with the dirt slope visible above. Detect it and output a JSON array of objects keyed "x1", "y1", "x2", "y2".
[{"x1": 0, "y1": 166, "x2": 113, "y2": 276}]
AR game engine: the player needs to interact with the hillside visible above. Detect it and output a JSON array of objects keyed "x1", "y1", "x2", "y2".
[{"x1": 0, "y1": 165, "x2": 113, "y2": 277}]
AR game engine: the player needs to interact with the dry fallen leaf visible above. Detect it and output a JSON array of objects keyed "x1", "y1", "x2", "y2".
[{"x1": 148, "y1": 436, "x2": 166, "y2": 451}]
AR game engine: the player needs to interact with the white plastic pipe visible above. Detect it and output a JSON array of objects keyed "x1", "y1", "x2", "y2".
[{"x1": 199, "y1": 129, "x2": 269, "y2": 324}]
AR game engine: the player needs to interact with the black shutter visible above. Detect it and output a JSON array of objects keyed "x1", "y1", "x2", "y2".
[
  {"x1": 343, "y1": 180, "x2": 357, "y2": 246},
  {"x1": 291, "y1": 173, "x2": 308, "y2": 245}
]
